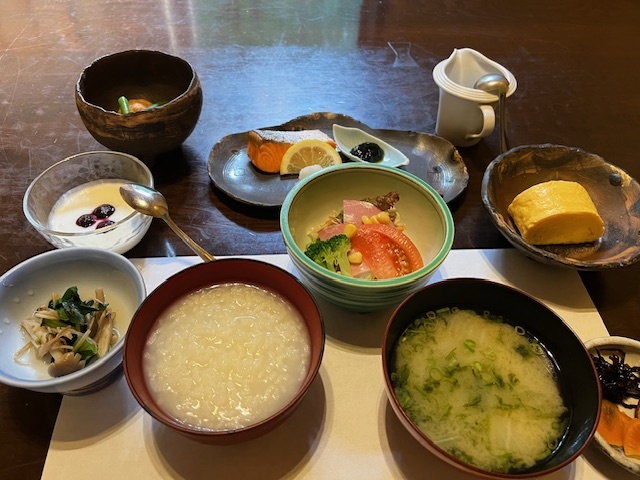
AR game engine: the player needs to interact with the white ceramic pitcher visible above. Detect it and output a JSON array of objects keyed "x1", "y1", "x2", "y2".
[{"x1": 433, "y1": 48, "x2": 517, "y2": 147}]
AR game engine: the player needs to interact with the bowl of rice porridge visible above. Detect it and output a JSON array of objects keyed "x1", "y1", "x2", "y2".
[{"x1": 123, "y1": 258, "x2": 325, "y2": 444}]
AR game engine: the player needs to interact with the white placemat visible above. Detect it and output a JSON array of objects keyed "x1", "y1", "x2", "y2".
[{"x1": 41, "y1": 250, "x2": 633, "y2": 480}]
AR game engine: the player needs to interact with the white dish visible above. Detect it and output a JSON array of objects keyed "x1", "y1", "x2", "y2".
[
  {"x1": 0, "y1": 248, "x2": 146, "y2": 395},
  {"x1": 585, "y1": 335, "x2": 640, "y2": 476},
  {"x1": 332, "y1": 124, "x2": 410, "y2": 167}
]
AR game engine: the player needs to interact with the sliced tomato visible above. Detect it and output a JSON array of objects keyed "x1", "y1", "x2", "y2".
[{"x1": 349, "y1": 224, "x2": 423, "y2": 279}]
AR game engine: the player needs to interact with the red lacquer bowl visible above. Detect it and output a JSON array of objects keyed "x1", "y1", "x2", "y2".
[{"x1": 123, "y1": 258, "x2": 325, "y2": 444}]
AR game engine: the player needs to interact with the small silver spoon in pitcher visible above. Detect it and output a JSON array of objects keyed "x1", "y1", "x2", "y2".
[
  {"x1": 119, "y1": 183, "x2": 216, "y2": 263},
  {"x1": 474, "y1": 73, "x2": 510, "y2": 154}
]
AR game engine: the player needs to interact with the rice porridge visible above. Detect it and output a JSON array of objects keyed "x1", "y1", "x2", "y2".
[{"x1": 143, "y1": 283, "x2": 311, "y2": 431}]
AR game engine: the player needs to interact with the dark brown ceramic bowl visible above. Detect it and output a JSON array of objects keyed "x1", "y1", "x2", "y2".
[
  {"x1": 481, "y1": 144, "x2": 640, "y2": 270},
  {"x1": 76, "y1": 50, "x2": 202, "y2": 159},
  {"x1": 123, "y1": 258, "x2": 325, "y2": 444},
  {"x1": 382, "y1": 278, "x2": 600, "y2": 479}
]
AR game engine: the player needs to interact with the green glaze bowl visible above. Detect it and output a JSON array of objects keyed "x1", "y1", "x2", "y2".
[{"x1": 280, "y1": 163, "x2": 454, "y2": 312}]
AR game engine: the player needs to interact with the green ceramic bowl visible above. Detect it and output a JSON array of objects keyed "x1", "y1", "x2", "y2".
[{"x1": 280, "y1": 163, "x2": 454, "y2": 312}]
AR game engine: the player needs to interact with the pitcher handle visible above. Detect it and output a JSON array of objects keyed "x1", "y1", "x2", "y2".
[{"x1": 465, "y1": 105, "x2": 495, "y2": 140}]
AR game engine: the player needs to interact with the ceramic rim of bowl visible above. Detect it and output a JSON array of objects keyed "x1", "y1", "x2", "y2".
[
  {"x1": 0, "y1": 247, "x2": 146, "y2": 391},
  {"x1": 23, "y1": 150, "x2": 154, "y2": 238},
  {"x1": 280, "y1": 163, "x2": 455, "y2": 289}
]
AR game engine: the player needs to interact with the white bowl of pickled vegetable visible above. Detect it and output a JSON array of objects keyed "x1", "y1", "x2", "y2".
[
  {"x1": 0, "y1": 248, "x2": 146, "y2": 395},
  {"x1": 382, "y1": 278, "x2": 600, "y2": 478},
  {"x1": 280, "y1": 163, "x2": 454, "y2": 312}
]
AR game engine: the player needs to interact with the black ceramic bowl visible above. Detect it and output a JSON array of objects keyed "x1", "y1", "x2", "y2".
[
  {"x1": 481, "y1": 144, "x2": 640, "y2": 270},
  {"x1": 75, "y1": 50, "x2": 203, "y2": 159},
  {"x1": 382, "y1": 278, "x2": 601, "y2": 479}
]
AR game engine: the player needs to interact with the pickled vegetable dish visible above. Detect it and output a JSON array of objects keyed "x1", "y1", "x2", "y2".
[
  {"x1": 15, "y1": 286, "x2": 118, "y2": 377},
  {"x1": 592, "y1": 348, "x2": 640, "y2": 456}
]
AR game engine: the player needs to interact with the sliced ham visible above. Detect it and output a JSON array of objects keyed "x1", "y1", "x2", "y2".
[
  {"x1": 317, "y1": 223, "x2": 347, "y2": 241},
  {"x1": 343, "y1": 200, "x2": 382, "y2": 225}
]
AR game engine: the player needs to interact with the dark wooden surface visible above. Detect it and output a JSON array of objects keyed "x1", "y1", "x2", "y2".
[{"x1": 1, "y1": 1, "x2": 639, "y2": 478}]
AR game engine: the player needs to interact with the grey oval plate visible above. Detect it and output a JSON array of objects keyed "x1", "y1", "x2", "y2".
[{"x1": 208, "y1": 112, "x2": 468, "y2": 207}]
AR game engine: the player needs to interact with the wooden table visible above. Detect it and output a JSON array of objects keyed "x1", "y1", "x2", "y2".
[{"x1": 1, "y1": 1, "x2": 639, "y2": 478}]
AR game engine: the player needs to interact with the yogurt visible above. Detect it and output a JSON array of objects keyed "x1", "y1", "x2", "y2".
[{"x1": 48, "y1": 179, "x2": 136, "y2": 233}]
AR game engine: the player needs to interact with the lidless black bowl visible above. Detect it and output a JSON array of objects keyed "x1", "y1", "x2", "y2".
[{"x1": 382, "y1": 278, "x2": 601, "y2": 479}]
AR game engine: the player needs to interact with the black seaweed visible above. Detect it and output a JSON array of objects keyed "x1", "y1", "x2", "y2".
[
  {"x1": 350, "y1": 142, "x2": 384, "y2": 163},
  {"x1": 592, "y1": 348, "x2": 640, "y2": 409}
]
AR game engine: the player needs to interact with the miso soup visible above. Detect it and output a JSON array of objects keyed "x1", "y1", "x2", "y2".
[{"x1": 391, "y1": 308, "x2": 568, "y2": 473}]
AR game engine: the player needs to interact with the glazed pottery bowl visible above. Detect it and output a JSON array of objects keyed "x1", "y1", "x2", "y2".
[
  {"x1": 382, "y1": 278, "x2": 600, "y2": 478},
  {"x1": 75, "y1": 50, "x2": 202, "y2": 159},
  {"x1": 123, "y1": 258, "x2": 325, "y2": 444},
  {"x1": 280, "y1": 163, "x2": 454, "y2": 312},
  {"x1": 23, "y1": 151, "x2": 154, "y2": 254},
  {"x1": 0, "y1": 248, "x2": 146, "y2": 395},
  {"x1": 481, "y1": 144, "x2": 640, "y2": 270}
]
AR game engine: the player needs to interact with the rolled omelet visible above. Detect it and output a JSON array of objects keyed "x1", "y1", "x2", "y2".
[{"x1": 507, "y1": 180, "x2": 605, "y2": 245}]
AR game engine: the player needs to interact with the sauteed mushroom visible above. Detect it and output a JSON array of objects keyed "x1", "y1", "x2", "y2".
[{"x1": 48, "y1": 352, "x2": 86, "y2": 377}]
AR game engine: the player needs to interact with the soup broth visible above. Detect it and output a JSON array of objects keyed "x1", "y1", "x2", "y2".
[
  {"x1": 143, "y1": 283, "x2": 311, "y2": 431},
  {"x1": 392, "y1": 308, "x2": 568, "y2": 473}
]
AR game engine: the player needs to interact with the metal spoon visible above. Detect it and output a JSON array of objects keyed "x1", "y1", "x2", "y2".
[
  {"x1": 474, "y1": 73, "x2": 510, "y2": 154},
  {"x1": 119, "y1": 183, "x2": 216, "y2": 262}
]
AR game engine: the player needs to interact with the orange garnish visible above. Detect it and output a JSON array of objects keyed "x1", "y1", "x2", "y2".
[
  {"x1": 624, "y1": 418, "x2": 640, "y2": 456},
  {"x1": 597, "y1": 399, "x2": 633, "y2": 446}
]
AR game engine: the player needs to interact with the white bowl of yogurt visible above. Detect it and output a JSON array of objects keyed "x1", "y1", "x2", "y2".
[{"x1": 23, "y1": 151, "x2": 154, "y2": 254}]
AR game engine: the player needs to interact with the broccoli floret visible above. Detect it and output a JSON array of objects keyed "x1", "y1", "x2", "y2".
[{"x1": 304, "y1": 234, "x2": 352, "y2": 276}]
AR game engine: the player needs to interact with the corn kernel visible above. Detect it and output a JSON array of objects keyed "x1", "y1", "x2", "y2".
[
  {"x1": 361, "y1": 215, "x2": 371, "y2": 224},
  {"x1": 348, "y1": 251, "x2": 363, "y2": 264},
  {"x1": 343, "y1": 223, "x2": 357, "y2": 238},
  {"x1": 377, "y1": 211, "x2": 391, "y2": 224}
]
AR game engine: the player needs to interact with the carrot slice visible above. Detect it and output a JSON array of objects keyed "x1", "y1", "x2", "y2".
[
  {"x1": 598, "y1": 399, "x2": 633, "y2": 446},
  {"x1": 623, "y1": 419, "x2": 640, "y2": 456}
]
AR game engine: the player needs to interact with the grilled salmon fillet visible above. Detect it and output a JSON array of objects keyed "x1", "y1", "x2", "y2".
[{"x1": 247, "y1": 129, "x2": 337, "y2": 173}]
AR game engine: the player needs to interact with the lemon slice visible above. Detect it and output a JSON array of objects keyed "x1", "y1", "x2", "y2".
[{"x1": 280, "y1": 139, "x2": 342, "y2": 175}]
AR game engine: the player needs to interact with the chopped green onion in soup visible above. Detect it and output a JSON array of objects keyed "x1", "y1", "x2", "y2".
[{"x1": 391, "y1": 309, "x2": 568, "y2": 473}]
